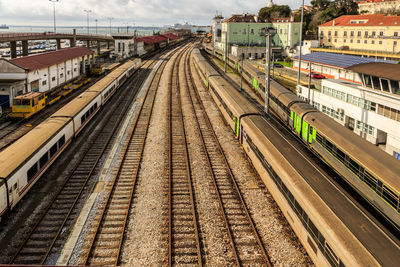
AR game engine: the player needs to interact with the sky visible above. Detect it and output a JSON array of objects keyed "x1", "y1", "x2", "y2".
[{"x1": 0, "y1": 0, "x2": 311, "y2": 27}]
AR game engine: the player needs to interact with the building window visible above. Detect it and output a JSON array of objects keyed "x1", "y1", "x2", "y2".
[
  {"x1": 378, "y1": 104, "x2": 400, "y2": 122},
  {"x1": 379, "y1": 31, "x2": 384, "y2": 36},
  {"x1": 243, "y1": 28, "x2": 246, "y2": 34},
  {"x1": 67, "y1": 70, "x2": 71, "y2": 75},
  {"x1": 60, "y1": 73, "x2": 63, "y2": 78},
  {"x1": 371, "y1": 40, "x2": 375, "y2": 44},
  {"x1": 52, "y1": 77, "x2": 56, "y2": 81},
  {"x1": 395, "y1": 41, "x2": 398, "y2": 46},
  {"x1": 395, "y1": 32, "x2": 398, "y2": 37},
  {"x1": 334, "y1": 31, "x2": 338, "y2": 37},
  {"x1": 357, "y1": 40, "x2": 360, "y2": 43},
  {"x1": 334, "y1": 39, "x2": 337, "y2": 42},
  {"x1": 356, "y1": 121, "x2": 374, "y2": 135},
  {"x1": 328, "y1": 31, "x2": 331, "y2": 36},
  {"x1": 343, "y1": 31, "x2": 347, "y2": 37},
  {"x1": 379, "y1": 40, "x2": 382, "y2": 45},
  {"x1": 347, "y1": 94, "x2": 376, "y2": 111},
  {"x1": 357, "y1": 31, "x2": 361, "y2": 37},
  {"x1": 364, "y1": 40, "x2": 367, "y2": 44},
  {"x1": 322, "y1": 86, "x2": 346, "y2": 101},
  {"x1": 344, "y1": 39, "x2": 347, "y2": 43},
  {"x1": 74, "y1": 68, "x2": 77, "y2": 72},
  {"x1": 328, "y1": 38, "x2": 331, "y2": 42},
  {"x1": 364, "y1": 31, "x2": 368, "y2": 36},
  {"x1": 372, "y1": 31, "x2": 376, "y2": 36},
  {"x1": 42, "y1": 80, "x2": 46, "y2": 86},
  {"x1": 321, "y1": 105, "x2": 344, "y2": 121},
  {"x1": 250, "y1": 29, "x2": 254, "y2": 34},
  {"x1": 350, "y1": 39, "x2": 353, "y2": 43},
  {"x1": 350, "y1": 31, "x2": 354, "y2": 37}
]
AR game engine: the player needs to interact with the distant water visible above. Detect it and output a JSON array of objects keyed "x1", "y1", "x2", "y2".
[{"x1": 0, "y1": 25, "x2": 159, "y2": 37}]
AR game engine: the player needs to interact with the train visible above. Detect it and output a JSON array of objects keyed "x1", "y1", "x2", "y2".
[
  {"x1": 0, "y1": 58, "x2": 141, "y2": 219},
  {"x1": 9, "y1": 76, "x2": 92, "y2": 119},
  {"x1": 202, "y1": 45, "x2": 400, "y2": 232},
  {"x1": 191, "y1": 48, "x2": 400, "y2": 266}
]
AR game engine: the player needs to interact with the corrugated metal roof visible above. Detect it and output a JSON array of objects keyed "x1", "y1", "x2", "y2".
[
  {"x1": 347, "y1": 62, "x2": 400, "y2": 81},
  {"x1": 293, "y1": 52, "x2": 396, "y2": 68},
  {"x1": 136, "y1": 35, "x2": 168, "y2": 45},
  {"x1": 10, "y1": 47, "x2": 94, "y2": 71},
  {"x1": 160, "y1": 33, "x2": 180, "y2": 40}
]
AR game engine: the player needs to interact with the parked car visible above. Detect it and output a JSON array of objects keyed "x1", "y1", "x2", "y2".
[
  {"x1": 273, "y1": 63, "x2": 284, "y2": 68},
  {"x1": 249, "y1": 55, "x2": 256, "y2": 60},
  {"x1": 311, "y1": 73, "x2": 325, "y2": 79}
]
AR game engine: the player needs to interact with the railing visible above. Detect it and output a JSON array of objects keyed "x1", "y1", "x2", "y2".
[
  {"x1": 0, "y1": 32, "x2": 113, "y2": 39},
  {"x1": 310, "y1": 47, "x2": 400, "y2": 57}
]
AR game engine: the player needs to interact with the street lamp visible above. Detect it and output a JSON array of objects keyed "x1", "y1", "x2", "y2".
[
  {"x1": 49, "y1": 0, "x2": 59, "y2": 33},
  {"x1": 259, "y1": 26, "x2": 277, "y2": 116},
  {"x1": 297, "y1": 0, "x2": 305, "y2": 88},
  {"x1": 83, "y1": 9, "x2": 92, "y2": 35},
  {"x1": 95, "y1": 19, "x2": 98, "y2": 34},
  {"x1": 108, "y1": 17, "x2": 114, "y2": 35}
]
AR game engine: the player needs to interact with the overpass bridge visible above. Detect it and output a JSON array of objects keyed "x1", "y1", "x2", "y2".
[{"x1": 0, "y1": 31, "x2": 114, "y2": 58}]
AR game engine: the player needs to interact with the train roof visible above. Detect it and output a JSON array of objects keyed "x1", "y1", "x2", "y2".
[
  {"x1": 0, "y1": 117, "x2": 71, "y2": 179},
  {"x1": 209, "y1": 75, "x2": 260, "y2": 117},
  {"x1": 14, "y1": 92, "x2": 42, "y2": 99},
  {"x1": 304, "y1": 111, "x2": 400, "y2": 191},
  {"x1": 242, "y1": 114, "x2": 400, "y2": 266},
  {"x1": 51, "y1": 91, "x2": 100, "y2": 118},
  {"x1": 290, "y1": 102, "x2": 315, "y2": 116}
]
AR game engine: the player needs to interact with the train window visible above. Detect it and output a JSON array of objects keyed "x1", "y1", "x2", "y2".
[
  {"x1": 39, "y1": 153, "x2": 49, "y2": 169},
  {"x1": 58, "y1": 135, "x2": 65, "y2": 148},
  {"x1": 50, "y1": 143, "x2": 58, "y2": 158},
  {"x1": 325, "y1": 139, "x2": 334, "y2": 153},
  {"x1": 86, "y1": 110, "x2": 90, "y2": 118},
  {"x1": 81, "y1": 115, "x2": 85, "y2": 125},
  {"x1": 324, "y1": 242, "x2": 340, "y2": 267},
  {"x1": 90, "y1": 106, "x2": 94, "y2": 113},
  {"x1": 335, "y1": 149, "x2": 346, "y2": 164},
  {"x1": 348, "y1": 158, "x2": 360, "y2": 176},
  {"x1": 27, "y1": 163, "x2": 38, "y2": 182},
  {"x1": 13, "y1": 183, "x2": 17, "y2": 190},
  {"x1": 382, "y1": 185, "x2": 399, "y2": 209},
  {"x1": 363, "y1": 172, "x2": 377, "y2": 191},
  {"x1": 316, "y1": 132, "x2": 323, "y2": 144},
  {"x1": 94, "y1": 102, "x2": 98, "y2": 109}
]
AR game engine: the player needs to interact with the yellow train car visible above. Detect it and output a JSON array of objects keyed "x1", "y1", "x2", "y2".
[{"x1": 9, "y1": 92, "x2": 47, "y2": 119}]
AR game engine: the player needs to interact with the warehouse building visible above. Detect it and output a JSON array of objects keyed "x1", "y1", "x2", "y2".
[{"x1": 0, "y1": 47, "x2": 94, "y2": 108}]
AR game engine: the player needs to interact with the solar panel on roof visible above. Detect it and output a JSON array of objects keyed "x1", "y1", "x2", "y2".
[{"x1": 294, "y1": 52, "x2": 396, "y2": 68}]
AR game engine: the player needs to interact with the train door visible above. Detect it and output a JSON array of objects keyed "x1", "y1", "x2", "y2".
[
  {"x1": 234, "y1": 117, "x2": 239, "y2": 138},
  {"x1": 302, "y1": 121, "x2": 309, "y2": 141},
  {"x1": 9, "y1": 181, "x2": 18, "y2": 206}
]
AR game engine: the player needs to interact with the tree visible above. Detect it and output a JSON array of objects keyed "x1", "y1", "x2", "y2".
[{"x1": 259, "y1": 5, "x2": 292, "y2": 20}]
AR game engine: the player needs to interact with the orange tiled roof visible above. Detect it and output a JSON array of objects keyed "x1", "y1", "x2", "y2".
[
  {"x1": 359, "y1": 0, "x2": 396, "y2": 4},
  {"x1": 320, "y1": 14, "x2": 400, "y2": 27}
]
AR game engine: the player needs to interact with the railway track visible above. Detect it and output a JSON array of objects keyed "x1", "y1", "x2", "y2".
[
  {"x1": 78, "y1": 46, "x2": 180, "y2": 266},
  {"x1": 167, "y1": 45, "x2": 203, "y2": 266},
  {"x1": 9, "y1": 58, "x2": 157, "y2": 265},
  {"x1": 184, "y1": 48, "x2": 272, "y2": 266}
]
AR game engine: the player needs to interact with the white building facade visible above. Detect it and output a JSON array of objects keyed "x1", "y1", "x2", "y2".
[
  {"x1": 297, "y1": 78, "x2": 400, "y2": 159},
  {"x1": 0, "y1": 47, "x2": 94, "y2": 108}
]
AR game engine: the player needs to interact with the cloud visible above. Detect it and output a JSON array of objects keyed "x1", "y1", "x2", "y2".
[{"x1": 0, "y1": 0, "x2": 310, "y2": 26}]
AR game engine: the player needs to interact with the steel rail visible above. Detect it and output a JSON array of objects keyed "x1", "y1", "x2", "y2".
[
  {"x1": 81, "y1": 48, "x2": 177, "y2": 266},
  {"x1": 185, "y1": 48, "x2": 272, "y2": 266},
  {"x1": 167, "y1": 44, "x2": 203, "y2": 266},
  {"x1": 9, "y1": 59, "x2": 155, "y2": 265}
]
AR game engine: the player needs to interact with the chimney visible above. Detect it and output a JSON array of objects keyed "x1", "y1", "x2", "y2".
[
  {"x1": 333, "y1": 20, "x2": 335, "y2": 26},
  {"x1": 254, "y1": 15, "x2": 258, "y2": 22},
  {"x1": 290, "y1": 15, "x2": 294, "y2": 22}
]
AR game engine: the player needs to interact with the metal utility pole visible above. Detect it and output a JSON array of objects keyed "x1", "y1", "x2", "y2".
[
  {"x1": 240, "y1": 53, "x2": 244, "y2": 91},
  {"x1": 224, "y1": 29, "x2": 228, "y2": 73},
  {"x1": 108, "y1": 17, "x2": 114, "y2": 35},
  {"x1": 260, "y1": 27, "x2": 276, "y2": 116},
  {"x1": 49, "y1": 0, "x2": 59, "y2": 33},
  {"x1": 95, "y1": 19, "x2": 98, "y2": 34},
  {"x1": 296, "y1": 0, "x2": 305, "y2": 87},
  {"x1": 84, "y1": 9, "x2": 92, "y2": 35}
]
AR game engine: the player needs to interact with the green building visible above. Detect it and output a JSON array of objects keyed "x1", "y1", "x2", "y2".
[{"x1": 218, "y1": 14, "x2": 301, "y2": 58}]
